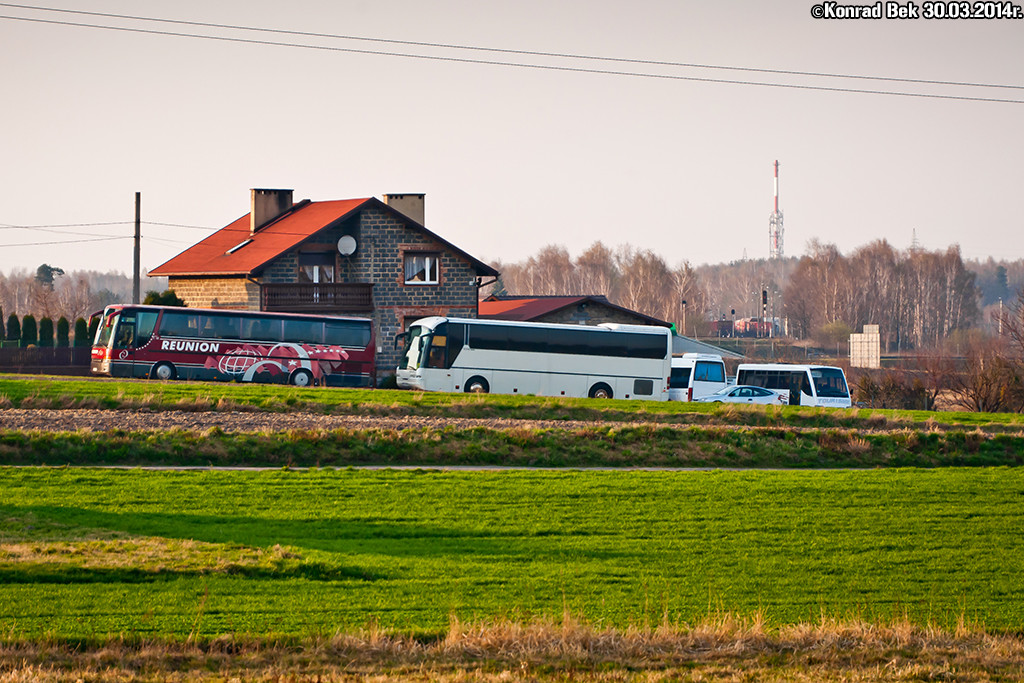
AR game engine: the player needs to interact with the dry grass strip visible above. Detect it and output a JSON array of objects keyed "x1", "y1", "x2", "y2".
[{"x1": 1, "y1": 612, "x2": 1023, "y2": 681}]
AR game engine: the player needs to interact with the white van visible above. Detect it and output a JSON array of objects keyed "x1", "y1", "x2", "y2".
[{"x1": 668, "y1": 353, "x2": 728, "y2": 401}]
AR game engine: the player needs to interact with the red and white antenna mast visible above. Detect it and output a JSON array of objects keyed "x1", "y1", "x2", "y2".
[{"x1": 769, "y1": 160, "x2": 784, "y2": 259}]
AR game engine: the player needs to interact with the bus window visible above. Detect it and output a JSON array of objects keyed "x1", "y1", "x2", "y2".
[
  {"x1": 426, "y1": 333, "x2": 447, "y2": 368},
  {"x1": 113, "y1": 315, "x2": 135, "y2": 349},
  {"x1": 283, "y1": 319, "x2": 323, "y2": 344},
  {"x1": 160, "y1": 312, "x2": 199, "y2": 337},
  {"x1": 241, "y1": 317, "x2": 282, "y2": 342},
  {"x1": 445, "y1": 323, "x2": 466, "y2": 368},
  {"x1": 325, "y1": 320, "x2": 371, "y2": 347},
  {"x1": 136, "y1": 311, "x2": 159, "y2": 347},
  {"x1": 199, "y1": 315, "x2": 241, "y2": 340}
]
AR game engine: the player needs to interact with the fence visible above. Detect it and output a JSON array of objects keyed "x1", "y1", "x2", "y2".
[{"x1": 0, "y1": 346, "x2": 91, "y2": 375}]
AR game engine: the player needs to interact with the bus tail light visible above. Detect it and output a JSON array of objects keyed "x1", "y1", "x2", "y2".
[{"x1": 687, "y1": 387, "x2": 693, "y2": 402}]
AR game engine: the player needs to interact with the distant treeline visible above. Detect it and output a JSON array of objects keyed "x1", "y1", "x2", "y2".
[
  {"x1": 0, "y1": 266, "x2": 168, "y2": 322},
  {"x1": 491, "y1": 240, "x2": 1024, "y2": 351}
]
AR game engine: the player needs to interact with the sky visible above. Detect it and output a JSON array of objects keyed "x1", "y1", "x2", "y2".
[{"x1": 1, "y1": 0, "x2": 1022, "y2": 278}]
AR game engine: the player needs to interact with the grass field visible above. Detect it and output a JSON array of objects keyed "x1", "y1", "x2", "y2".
[
  {"x1": 4, "y1": 374, "x2": 1024, "y2": 430},
  {"x1": 3, "y1": 374, "x2": 1024, "y2": 679},
  {"x1": 2, "y1": 467, "x2": 1022, "y2": 641},
  {"x1": 5, "y1": 424, "x2": 1024, "y2": 469}
]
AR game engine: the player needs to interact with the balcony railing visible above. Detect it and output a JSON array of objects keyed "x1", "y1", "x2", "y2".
[{"x1": 261, "y1": 283, "x2": 374, "y2": 313}]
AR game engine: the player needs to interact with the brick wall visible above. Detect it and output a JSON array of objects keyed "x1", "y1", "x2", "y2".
[
  {"x1": 357, "y1": 207, "x2": 479, "y2": 378},
  {"x1": 168, "y1": 277, "x2": 260, "y2": 310}
]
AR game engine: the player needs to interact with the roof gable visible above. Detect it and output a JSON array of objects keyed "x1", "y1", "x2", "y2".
[
  {"x1": 479, "y1": 295, "x2": 671, "y2": 327},
  {"x1": 150, "y1": 197, "x2": 498, "y2": 277}
]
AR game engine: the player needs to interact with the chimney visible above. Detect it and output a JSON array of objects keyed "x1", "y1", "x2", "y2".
[
  {"x1": 251, "y1": 188, "x2": 294, "y2": 234},
  {"x1": 382, "y1": 193, "x2": 425, "y2": 225}
]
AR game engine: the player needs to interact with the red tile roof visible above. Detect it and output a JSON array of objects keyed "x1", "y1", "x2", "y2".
[
  {"x1": 478, "y1": 297, "x2": 590, "y2": 321},
  {"x1": 150, "y1": 199, "x2": 369, "y2": 276},
  {"x1": 150, "y1": 197, "x2": 498, "y2": 277},
  {"x1": 479, "y1": 295, "x2": 672, "y2": 327}
]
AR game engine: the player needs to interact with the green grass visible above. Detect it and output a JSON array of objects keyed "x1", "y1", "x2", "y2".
[
  {"x1": 3, "y1": 425, "x2": 1024, "y2": 468},
  {"x1": 4, "y1": 373, "x2": 1024, "y2": 431},
  {"x1": 1, "y1": 467, "x2": 1022, "y2": 640}
]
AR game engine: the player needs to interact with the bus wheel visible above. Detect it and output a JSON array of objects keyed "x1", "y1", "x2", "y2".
[
  {"x1": 464, "y1": 376, "x2": 490, "y2": 394},
  {"x1": 588, "y1": 383, "x2": 613, "y2": 399},
  {"x1": 152, "y1": 362, "x2": 176, "y2": 381},
  {"x1": 290, "y1": 369, "x2": 314, "y2": 387}
]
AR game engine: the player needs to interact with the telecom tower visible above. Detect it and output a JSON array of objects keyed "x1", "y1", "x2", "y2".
[{"x1": 769, "y1": 160, "x2": 784, "y2": 259}]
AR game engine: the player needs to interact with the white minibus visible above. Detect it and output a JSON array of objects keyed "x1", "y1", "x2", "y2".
[
  {"x1": 668, "y1": 353, "x2": 728, "y2": 401},
  {"x1": 735, "y1": 363, "x2": 852, "y2": 408}
]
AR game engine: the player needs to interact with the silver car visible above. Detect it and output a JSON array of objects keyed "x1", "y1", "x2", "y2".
[{"x1": 694, "y1": 385, "x2": 786, "y2": 405}]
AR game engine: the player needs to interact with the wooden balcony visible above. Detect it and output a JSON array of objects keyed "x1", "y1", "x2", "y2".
[{"x1": 261, "y1": 283, "x2": 374, "y2": 313}]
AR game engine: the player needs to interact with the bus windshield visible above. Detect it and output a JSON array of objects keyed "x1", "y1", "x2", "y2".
[
  {"x1": 811, "y1": 368, "x2": 850, "y2": 397},
  {"x1": 401, "y1": 326, "x2": 426, "y2": 370},
  {"x1": 94, "y1": 310, "x2": 119, "y2": 348}
]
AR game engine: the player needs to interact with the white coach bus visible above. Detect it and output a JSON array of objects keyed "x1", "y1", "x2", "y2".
[
  {"x1": 396, "y1": 316, "x2": 673, "y2": 400},
  {"x1": 735, "y1": 363, "x2": 852, "y2": 408}
]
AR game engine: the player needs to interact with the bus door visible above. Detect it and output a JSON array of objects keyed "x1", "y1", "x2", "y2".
[
  {"x1": 108, "y1": 309, "x2": 160, "y2": 378},
  {"x1": 787, "y1": 373, "x2": 803, "y2": 406}
]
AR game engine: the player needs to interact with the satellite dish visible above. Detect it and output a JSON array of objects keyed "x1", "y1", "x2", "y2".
[{"x1": 337, "y1": 235, "x2": 357, "y2": 256}]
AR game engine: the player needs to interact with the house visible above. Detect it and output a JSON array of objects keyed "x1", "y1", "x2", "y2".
[
  {"x1": 479, "y1": 295, "x2": 672, "y2": 328},
  {"x1": 149, "y1": 189, "x2": 498, "y2": 381},
  {"x1": 480, "y1": 294, "x2": 742, "y2": 358}
]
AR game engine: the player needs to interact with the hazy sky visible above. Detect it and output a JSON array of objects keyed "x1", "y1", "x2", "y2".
[{"x1": 2, "y1": 0, "x2": 1022, "y2": 277}]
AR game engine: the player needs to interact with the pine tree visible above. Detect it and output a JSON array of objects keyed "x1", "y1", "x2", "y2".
[
  {"x1": 38, "y1": 317, "x2": 54, "y2": 347},
  {"x1": 21, "y1": 315, "x2": 38, "y2": 347},
  {"x1": 57, "y1": 317, "x2": 70, "y2": 347},
  {"x1": 74, "y1": 318, "x2": 90, "y2": 347},
  {"x1": 7, "y1": 314, "x2": 21, "y2": 344}
]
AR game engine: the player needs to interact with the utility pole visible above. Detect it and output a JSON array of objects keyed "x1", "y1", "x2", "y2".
[{"x1": 133, "y1": 192, "x2": 141, "y2": 304}]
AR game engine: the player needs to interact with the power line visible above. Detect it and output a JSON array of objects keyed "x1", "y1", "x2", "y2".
[
  {"x1": 3, "y1": 2, "x2": 1021, "y2": 92},
  {"x1": 1, "y1": 236, "x2": 128, "y2": 247},
  {"x1": 143, "y1": 221, "x2": 216, "y2": 230},
  {"x1": 2, "y1": 13, "x2": 1022, "y2": 105},
  {"x1": 0, "y1": 221, "x2": 133, "y2": 229}
]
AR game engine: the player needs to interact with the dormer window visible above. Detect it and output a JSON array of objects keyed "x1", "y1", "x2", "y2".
[{"x1": 404, "y1": 252, "x2": 439, "y2": 285}]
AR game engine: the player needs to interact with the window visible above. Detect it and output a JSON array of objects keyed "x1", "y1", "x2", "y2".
[
  {"x1": 282, "y1": 320, "x2": 324, "y2": 344},
  {"x1": 694, "y1": 361, "x2": 725, "y2": 382},
  {"x1": 669, "y1": 367, "x2": 691, "y2": 389},
  {"x1": 136, "y1": 311, "x2": 159, "y2": 347},
  {"x1": 465, "y1": 323, "x2": 666, "y2": 359},
  {"x1": 241, "y1": 317, "x2": 282, "y2": 342},
  {"x1": 633, "y1": 379, "x2": 654, "y2": 396},
  {"x1": 404, "y1": 253, "x2": 439, "y2": 284},
  {"x1": 299, "y1": 252, "x2": 335, "y2": 284},
  {"x1": 198, "y1": 315, "x2": 241, "y2": 340},
  {"x1": 159, "y1": 312, "x2": 199, "y2": 337},
  {"x1": 325, "y1": 320, "x2": 371, "y2": 348}
]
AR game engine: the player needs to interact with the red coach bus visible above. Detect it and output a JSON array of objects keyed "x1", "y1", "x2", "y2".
[{"x1": 91, "y1": 305, "x2": 374, "y2": 387}]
